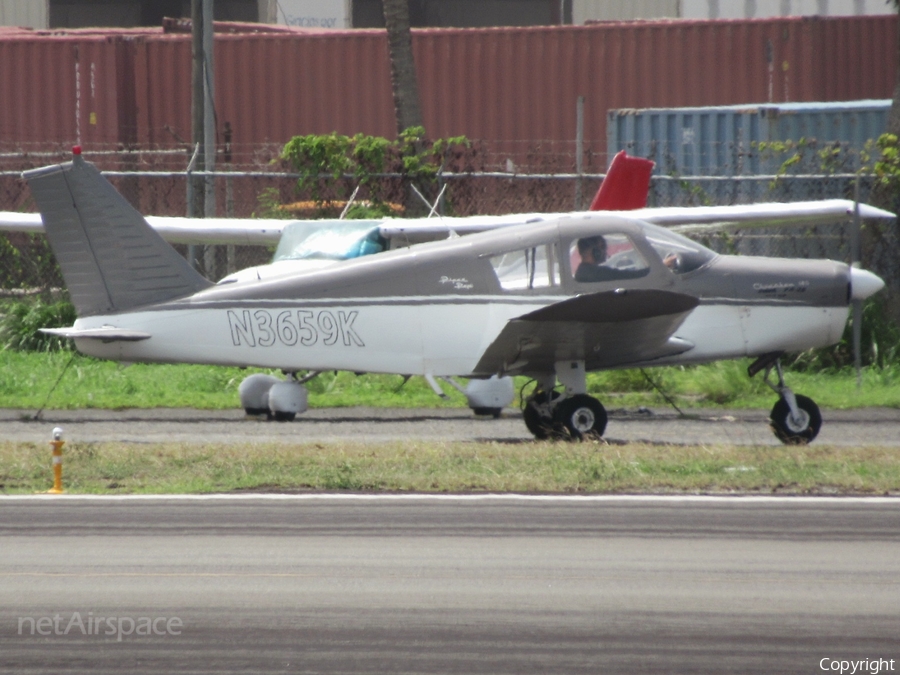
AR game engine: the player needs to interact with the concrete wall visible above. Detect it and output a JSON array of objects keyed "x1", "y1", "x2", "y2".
[
  {"x1": 575, "y1": 0, "x2": 891, "y2": 22},
  {"x1": 0, "y1": 0, "x2": 48, "y2": 28}
]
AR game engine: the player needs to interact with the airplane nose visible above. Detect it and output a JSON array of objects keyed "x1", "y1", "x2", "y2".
[{"x1": 850, "y1": 267, "x2": 885, "y2": 301}]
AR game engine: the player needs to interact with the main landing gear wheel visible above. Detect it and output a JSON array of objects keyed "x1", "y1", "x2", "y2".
[
  {"x1": 472, "y1": 407, "x2": 503, "y2": 418},
  {"x1": 553, "y1": 394, "x2": 607, "y2": 440},
  {"x1": 769, "y1": 394, "x2": 821, "y2": 445},
  {"x1": 523, "y1": 390, "x2": 560, "y2": 440}
]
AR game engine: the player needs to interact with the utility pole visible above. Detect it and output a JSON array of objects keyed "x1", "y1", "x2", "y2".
[
  {"x1": 190, "y1": 0, "x2": 217, "y2": 276},
  {"x1": 203, "y1": 0, "x2": 216, "y2": 219},
  {"x1": 191, "y1": 0, "x2": 205, "y2": 222}
]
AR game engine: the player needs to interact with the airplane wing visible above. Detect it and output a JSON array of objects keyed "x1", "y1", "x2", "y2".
[
  {"x1": 0, "y1": 211, "x2": 43, "y2": 233},
  {"x1": 382, "y1": 199, "x2": 896, "y2": 239},
  {"x1": 0, "y1": 212, "x2": 287, "y2": 245},
  {"x1": 3, "y1": 200, "x2": 892, "y2": 247},
  {"x1": 636, "y1": 199, "x2": 896, "y2": 234},
  {"x1": 473, "y1": 288, "x2": 699, "y2": 376}
]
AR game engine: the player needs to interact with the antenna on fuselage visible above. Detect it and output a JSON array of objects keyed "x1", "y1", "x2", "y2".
[
  {"x1": 339, "y1": 185, "x2": 362, "y2": 220},
  {"x1": 411, "y1": 183, "x2": 457, "y2": 238},
  {"x1": 411, "y1": 183, "x2": 448, "y2": 219}
]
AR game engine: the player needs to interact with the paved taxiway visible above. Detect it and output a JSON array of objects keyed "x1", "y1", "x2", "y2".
[
  {"x1": 1, "y1": 496, "x2": 898, "y2": 674},
  {"x1": 3, "y1": 405, "x2": 900, "y2": 445}
]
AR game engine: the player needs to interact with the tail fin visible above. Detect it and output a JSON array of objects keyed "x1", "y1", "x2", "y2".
[
  {"x1": 589, "y1": 151, "x2": 655, "y2": 211},
  {"x1": 24, "y1": 152, "x2": 211, "y2": 317}
]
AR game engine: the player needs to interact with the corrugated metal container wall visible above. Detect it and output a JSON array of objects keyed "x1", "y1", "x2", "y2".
[
  {"x1": 0, "y1": 34, "x2": 124, "y2": 150},
  {"x1": 0, "y1": 15, "x2": 895, "y2": 170},
  {"x1": 213, "y1": 31, "x2": 396, "y2": 143},
  {"x1": 608, "y1": 99, "x2": 892, "y2": 176},
  {"x1": 133, "y1": 35, "x2": 192, "y2": 148},
  {"x1": 412, "y1": 16, "x2": 896, "y2": 168},
  {"x1": 133, "y1": 30, "x2": 397, "y2": 150}
]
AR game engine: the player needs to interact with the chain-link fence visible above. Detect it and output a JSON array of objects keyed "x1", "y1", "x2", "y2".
[{"x1": 2, "y1": 151, "x2": 897, "y2": 315}]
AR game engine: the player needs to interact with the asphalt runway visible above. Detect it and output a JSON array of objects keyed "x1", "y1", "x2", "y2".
[
  {"x1": 0, "y1": 495, "x2": 898, "y2": 674},
  {"x1": 2, "y1": 405, "x2": 900, "y2": 446}
]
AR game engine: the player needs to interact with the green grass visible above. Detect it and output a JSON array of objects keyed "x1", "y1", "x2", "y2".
[
  {"x1": 3, "y1": 439, "x2": 898, "y2": 495},
  {"x1": 3, "y1": 351, "x2": 900, "y2": 412},
  {"x1": 4, "y1": 353, "x2": 899, "y2": 497}
]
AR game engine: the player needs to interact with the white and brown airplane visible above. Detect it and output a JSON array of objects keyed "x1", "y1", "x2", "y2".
[{"x1": 8, "y1": 149, "x2": 892, "y2": 443}]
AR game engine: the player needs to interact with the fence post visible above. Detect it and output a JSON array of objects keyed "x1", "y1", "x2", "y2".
[
  {"x1": 575, "y1": 96, "x2": 584, "y2": 210},
  {"x1": 185, "y1": 143, "x2": 201, "y2": 270}
]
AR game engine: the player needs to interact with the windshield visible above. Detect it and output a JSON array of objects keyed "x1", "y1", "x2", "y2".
[
  {"x1": 639, "y1": 222, "x2": 717, "y2": 274},
  {"x1": 272, "y1": 221, "x2": 386, "y2": 262}
]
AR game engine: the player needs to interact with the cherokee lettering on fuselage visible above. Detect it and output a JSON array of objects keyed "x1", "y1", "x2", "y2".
[{"x1": 227, "y1": 309, "x2": 365, "y2": 348}]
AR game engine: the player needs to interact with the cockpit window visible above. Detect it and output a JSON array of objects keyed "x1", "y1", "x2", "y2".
[
  {"x1": 490, "y1": 244, "x2": 559, "y2": 291},
  {"x1": 272, "y1": 221, "x2": 386, "y2": 262},
  {"x1": 641, "y1": 223, "x2": 717, "y2": 274},
  {"x1": 570, "y1": 233, "x2": 650, "y2": 283}
]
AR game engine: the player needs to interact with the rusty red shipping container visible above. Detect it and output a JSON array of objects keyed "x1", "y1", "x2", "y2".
[{"x1": 0, "y1": 15, "x2": 895, "y2": 169}]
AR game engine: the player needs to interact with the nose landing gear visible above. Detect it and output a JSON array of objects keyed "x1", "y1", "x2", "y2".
[{"x1": 749, "y1": 353, "x2": 822, "y2": 444}]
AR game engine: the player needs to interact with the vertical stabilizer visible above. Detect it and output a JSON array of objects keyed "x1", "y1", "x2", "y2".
[
  {"x1": 589, "y1": 150, "x2": 655, "y2": 211},
  {"x1": 24, "y1": 152, "x2": 211, "y2": 317}
]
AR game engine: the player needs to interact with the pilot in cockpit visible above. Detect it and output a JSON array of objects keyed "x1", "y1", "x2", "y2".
[
  {"x1": 574, "y1": 234, "x2": 680, "y2": 282},
  {"x1": 574, "y1": 235, "x2": 649, "y2": 283}
]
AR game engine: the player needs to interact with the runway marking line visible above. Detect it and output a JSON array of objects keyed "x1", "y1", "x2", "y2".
[{"x1": 3, "y1": 572, "x2": 896, "y2": 586}]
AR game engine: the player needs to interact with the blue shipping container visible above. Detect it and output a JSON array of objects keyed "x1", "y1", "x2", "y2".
[{"x1": 608, "y1": 100, "x2": 891, "y2": 177}]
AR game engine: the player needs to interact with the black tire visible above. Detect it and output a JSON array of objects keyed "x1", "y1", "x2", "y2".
[
  {"x1": 552, "y1": 395, "x2": 607, "y2": 441},
  {"x1": 472, "y1": 407, "x2": 503, "y2": 418},
  {"x1": 769, "y1": 394, "x2": 821, "y2": 445},
  {"x1": 244, "y1": 407, "x2": 269, "y2": 417},
  {"x1": 272, "y1": 411, "x2": 296, "y2": 422},
  {"x1": 523, "y1": 390, "x2": 560, "y2": 439}
]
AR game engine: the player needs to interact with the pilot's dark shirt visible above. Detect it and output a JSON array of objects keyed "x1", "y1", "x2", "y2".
[{"x1": 574, "y1": 262, "x2": 649, "y2": 283}]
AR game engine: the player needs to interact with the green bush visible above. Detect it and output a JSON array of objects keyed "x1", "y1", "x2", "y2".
[
  {"x1": 789, "y1": 297, "x2": 900, "y2": 372},
  {"x1": 0, "y1": 296, "x2": 76, "y2": 352}
]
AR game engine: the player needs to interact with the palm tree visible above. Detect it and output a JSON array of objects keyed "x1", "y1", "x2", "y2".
[
  {"x1": 888, "y1": 1, "x2": 900, "y2": 140},
  {"x1": 870, "y1": 0, "x2": 900, "y2": 213},
  {"x1": 382, "y1": 0, "x2": 423, "y2": 135}
]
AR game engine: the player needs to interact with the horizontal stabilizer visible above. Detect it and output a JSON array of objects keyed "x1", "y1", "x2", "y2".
[
  {"x1": 24, "y1": 154, "x2": 212, "y2": 317},
  {"x1": 39, "y1": 326, "x2": 151, "y2": 341}
]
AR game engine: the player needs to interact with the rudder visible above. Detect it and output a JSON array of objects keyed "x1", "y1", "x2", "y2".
[{"x1": 589, "y1": 151, "x2": 655, "y2": 211}]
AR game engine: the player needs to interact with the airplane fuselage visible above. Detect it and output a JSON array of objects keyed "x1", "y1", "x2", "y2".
[{"x1": 70, "y1": 216, "x2": 853, "y2": 378}]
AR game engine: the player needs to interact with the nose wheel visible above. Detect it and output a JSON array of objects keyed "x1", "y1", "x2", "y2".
[
  {"x1": 769, "y1": 394, "x2": 822, "y2": 445},
  {"x1": 750, "y1": 353, "x2": 822, "y2": 445}
]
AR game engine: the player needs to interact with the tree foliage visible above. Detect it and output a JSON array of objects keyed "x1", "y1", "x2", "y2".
[{"x1": 279, "y1": 128, "x2": 470, "y2": 217}]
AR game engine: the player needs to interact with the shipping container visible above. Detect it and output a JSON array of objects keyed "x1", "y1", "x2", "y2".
[
  {"x1": 0, "y1": 15, "x2": 894, "y2": 172},
  {"x1": 608, "y1": 99, "x2": 892, "y2": 176}
]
